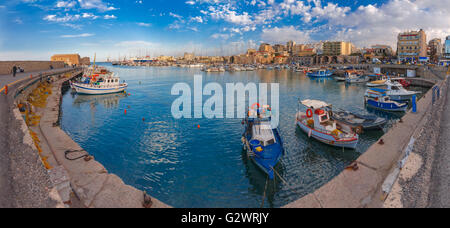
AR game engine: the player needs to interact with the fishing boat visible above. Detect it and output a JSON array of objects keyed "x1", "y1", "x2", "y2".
[
  {"x1": 307, "y1": 69, "x2": 333, "y2": 78},
  {"x1": 366, "y1": 74, "x2": 388, "y2": 87},
  {"x1": 242, "y1": 105, "x2": 284, "y2": 179},
  {"x1": 330, "y1": 109, "x2": 387, "y2": 131},
  {"x1": 71, "y1": 66, "x2": 127, "y2": 95},
  {"x1": 296, "y1": 100, "x2": 359, "y2": 149},
  {"x1": 384, "y1": 80, "x2": 421, "y2": 101},
  {"x1": 345, "y1": 70, "x2": 369, "y2": 84},
  {"x1": 365, "y1": 88, "x2": 408, "y2": 112},
  {"x1": 334, "y1": 75, "x2": 347, "y2": 81}
]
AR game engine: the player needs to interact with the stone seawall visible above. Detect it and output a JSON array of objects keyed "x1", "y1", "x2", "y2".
[{"x1": 0, "y1": 61, "x2": 65, "y2": 75}]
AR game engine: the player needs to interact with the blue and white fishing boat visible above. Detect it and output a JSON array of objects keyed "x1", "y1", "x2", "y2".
[
  {"x1": 365, "y1": 88, "x2": 408, "y2": 112},
  {"x1": 242, "y1": 105, "x2": 284, "y2": 179},
  {"x1": 307, "y1": 69, "x2": 333, "y2": 78},
  {"x1": 72, "y1": 66, "x2": 128, "y2": 95}
]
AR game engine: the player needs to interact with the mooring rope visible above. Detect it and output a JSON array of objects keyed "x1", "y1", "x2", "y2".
[{"x1": 64, "y1": 149, "x2": 90, "y2": 161}]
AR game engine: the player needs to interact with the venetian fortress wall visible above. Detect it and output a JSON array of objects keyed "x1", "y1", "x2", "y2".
[{"x1": 0, "y1": 61, "x2": 65, "y2": 75}]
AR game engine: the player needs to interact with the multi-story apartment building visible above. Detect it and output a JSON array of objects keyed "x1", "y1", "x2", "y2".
[
  {"x1": 286, "y1": 41, "x2": 296, "y2": 54},
  {"x1": 396, "y1": 29, "x2": 427, "y2": 62},
  {"x1": 322, "y1": 41, "x2": 354, "y2": 56},
  {"x1": 445, "y1": 36, "x2": 450, "y2": 59},
  {"x1": 428, "y1": 38, "x2": 443, "y2": 62}
]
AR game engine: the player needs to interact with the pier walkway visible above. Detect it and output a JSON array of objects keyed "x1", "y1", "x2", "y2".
[
  {"x1": 429, "y1": 78, "x2": 450, "y2": 207},
  {"x1": 0, "y1": 67, "x2": 77, "y2": 207}
]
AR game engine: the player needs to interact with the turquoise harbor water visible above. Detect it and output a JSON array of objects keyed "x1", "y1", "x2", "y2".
[{"x1": 61, "y1": 63, "x2": 425, "y2": 208}]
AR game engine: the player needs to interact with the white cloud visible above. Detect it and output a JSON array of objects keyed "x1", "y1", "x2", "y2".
[
  {"x1": 78, "y1": 0, "x2": 118, "y2": 12},
  {"x1": 43, "y1": 14, "x2": 80, "y2": 22},
  {"x1": 56, "y1": 1, "x2": 77, "y2": 8},
  {"x1": 327, "y1": 0, "x2": 450, "y2": 47},
  {"x1": 104, "y1": 14, "x2": 117, "y2": 19},
  {"x1": 137, "y1": 22, "x2": 151, "y2": 27},
  {"x1": 61, "y1": 33, "x2": 95, "y2": 38},
  {"x1": 190, "y1": 16, "x2": 204, "y2": 23},
  {"x1": 261, "y1": 26, "x2": 310, "y2": 43},
  {"x1": 211, "y1": 33, "x2": 232, "y2": 40},
  {"x1": 82, "y1": 13, "x2": 99, "y2": 19}
]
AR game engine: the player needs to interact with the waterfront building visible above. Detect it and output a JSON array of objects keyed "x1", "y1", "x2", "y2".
[
  {"x1": 157, "y1": 55, "x2": 175, "y2": 62},
  {"x1": 51, "y1": 54, "x2": 81, "y2": 66},
  {"x1": 428, "y1": 38, "x2": 443, "y2": 63},
  {"x1": 259, "y1": 43, "x2": 274, "y2": 54},
  {"x1": 396, "y1": 29, "x2": 427, "y2": 62},
  {"x1": 287, "y1": 40, "x2": 296, "y2": 54},
  {"x1": 295, "y1": 48, "x2": 315, "y2": 57},
  {"x1": 273, "y1": 44, "x2": 286, "y2": 53},
  {"x1": 322, "y1": 41, "x2": 354, "y2": 56},
  {"x1": 247, "y1": 49, "x2": 257, "y2": 55},
  {"x1": 183, "y1": 52, "x2": 195, "y2": 61},
  {"x1": 372, "y1": 45, "x2": 394, "y2": 58},
  {"x1": 445, "y1": 36, "x2": 450, "y2": 59},
  {"x1": 80, "y1": 57, "x2": 90, "y2": 66}
]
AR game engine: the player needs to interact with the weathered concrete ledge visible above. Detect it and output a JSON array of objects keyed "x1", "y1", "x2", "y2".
[
  {"x1": 284, "y1": 77, "x2": 447, "y2": 208},
  {"x1": 13, "y1": 71, "x2": 170, "y2": 208}
]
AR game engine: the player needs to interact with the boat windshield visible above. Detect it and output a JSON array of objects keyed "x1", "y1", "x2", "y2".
[{"x1": 252, "y1": 123, "x2": 276, "y2": 147}]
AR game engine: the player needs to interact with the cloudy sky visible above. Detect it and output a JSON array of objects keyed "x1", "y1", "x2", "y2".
[{"x1": 0, "y1": 0, "x2": 449, "y2": 61}]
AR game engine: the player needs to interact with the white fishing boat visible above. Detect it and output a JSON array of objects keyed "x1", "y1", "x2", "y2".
[
  {"x1": 72, "y1": 67, "x2": 127, "y2": 95},
  {"x1": 384, "y1": 80, "x2": 421, "y2": 101},
  {"x1": 296, "y1": 100, "x2": 359, "y2": 149},
  {"x1": 345, "y1": 70, "x2": 369, "y2": 84}
]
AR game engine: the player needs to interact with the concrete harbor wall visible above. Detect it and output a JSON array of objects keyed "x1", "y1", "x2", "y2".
[
  {"x1": 284, "y1": 76, "x2": 447, "y2": 208},
  {"x1": 0, "y1": 69, "x2": 80, "y2": 207},
  {"x1": 0, "y1": 61, "x2": 65, "y2": 75},
  {"x1": 3, "y1": 69, "x2": 170, "y2": 208}
]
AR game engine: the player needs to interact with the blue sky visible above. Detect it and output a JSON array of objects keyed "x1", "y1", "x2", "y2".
[{"x1": 0, "y1": 0, "x2": 449, "y2": 61}]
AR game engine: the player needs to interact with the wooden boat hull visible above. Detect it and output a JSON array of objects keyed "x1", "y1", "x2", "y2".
[
  {"x1": 296, "y1": 120, "x2": 359, "y2": 149},
  {"x1": 73, "y1": 83, "x2": 127, "y2": 95}
]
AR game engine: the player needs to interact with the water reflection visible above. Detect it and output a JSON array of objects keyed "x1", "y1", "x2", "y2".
[{"x1": 73, "y1": 93, "x2": 126, "y2": 109}]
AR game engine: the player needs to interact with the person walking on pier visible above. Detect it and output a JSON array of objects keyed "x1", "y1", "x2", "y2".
[{"x1": 12, "y1": 65, "x2": 17, "y2": 77}]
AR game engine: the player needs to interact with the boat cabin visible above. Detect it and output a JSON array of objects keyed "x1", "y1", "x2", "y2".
[
  {"x1": 312, "y1": 108, "x2": 338, "y2": 133},
  {"x1": 251, "y1": 123, "x2": 276, "y2": 147}
]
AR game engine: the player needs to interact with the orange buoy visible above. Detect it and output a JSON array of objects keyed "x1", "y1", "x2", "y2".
[
  {"x1": 124, "y1": 109, "x2": 127, "y2": 114},
  {"x1": 4, "y1": 85, "x2": 8, "y2": 95},
  {"x1": 197, "y1": 124, "x2": 200, "y2": 129}
]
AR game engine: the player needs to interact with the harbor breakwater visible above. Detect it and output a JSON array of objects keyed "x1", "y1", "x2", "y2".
[
  {"x1": 3, "y1": 69, "x2": 169, "y2": 208},
  {"x1": 284, "y1": 76, "x2": 448, "y2": 208}
]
